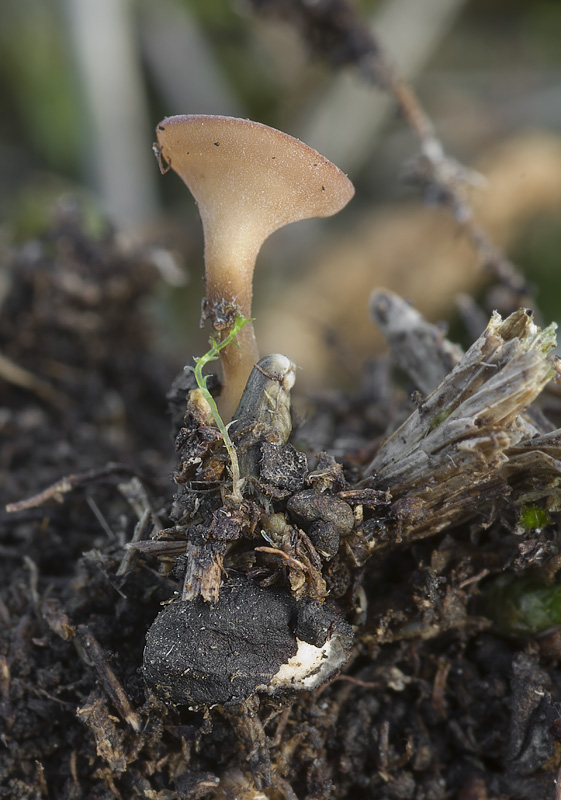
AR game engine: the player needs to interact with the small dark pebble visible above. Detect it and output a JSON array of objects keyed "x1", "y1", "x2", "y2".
[
  {"x1": 309, "y1": 520, "x2": 340, "y2": 558},
  {"x1": 287, "y1": 489, "x2": 355, "y2": 535},
  {"x1": 260, "y1": 441, "x2": 308, "y2": 493}
]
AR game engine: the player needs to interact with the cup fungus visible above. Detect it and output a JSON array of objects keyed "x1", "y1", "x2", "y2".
[{"x1": 155, "y1": 114, "x2": 355, "y2": 419}]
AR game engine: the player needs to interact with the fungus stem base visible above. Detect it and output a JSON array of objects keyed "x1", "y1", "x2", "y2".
[{"x1": 217, "y1": 321, "x2": 260, "y2": 421}]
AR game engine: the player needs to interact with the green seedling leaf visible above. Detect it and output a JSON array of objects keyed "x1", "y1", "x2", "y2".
[{"x1": 189, "y1": 315, "x2": 252, "y2": 502}]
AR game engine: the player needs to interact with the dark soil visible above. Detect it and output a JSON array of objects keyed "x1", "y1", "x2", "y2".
[{"x1": 2, "y1": 207, "x2": 561, "y2": 800}]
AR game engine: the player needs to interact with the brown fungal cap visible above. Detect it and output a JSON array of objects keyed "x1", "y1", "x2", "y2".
[
  {"x1": 156, "y1": 115, "x2": 354, "y2": 241},
  {"x1": 155, "y1": 114, "x2": 354, "y2": 318}
]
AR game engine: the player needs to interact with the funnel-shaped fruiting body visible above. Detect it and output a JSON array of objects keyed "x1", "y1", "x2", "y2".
[{"x1": 155, "y1": 114, "x2": 354, "y2": 419}]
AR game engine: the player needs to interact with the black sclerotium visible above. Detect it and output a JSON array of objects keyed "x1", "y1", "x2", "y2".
[{"x1": 143, "y1": 576, "x2": 353, "y2": 708}]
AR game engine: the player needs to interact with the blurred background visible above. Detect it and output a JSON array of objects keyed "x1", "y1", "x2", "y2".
[{"x1": 1, "y1": 0, "x2": 561, "y2": 392}]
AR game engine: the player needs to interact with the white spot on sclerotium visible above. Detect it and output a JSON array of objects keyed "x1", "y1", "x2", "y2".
[{"x1": 263, "y1": 630, "x2": 348, "y2": 693}]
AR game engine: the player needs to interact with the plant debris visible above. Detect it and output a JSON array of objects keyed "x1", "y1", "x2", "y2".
[{"x1": 3, "y1": 219, "x2": 561, "y2": 798}]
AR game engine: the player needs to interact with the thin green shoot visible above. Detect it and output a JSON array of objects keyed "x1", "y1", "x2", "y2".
[{"x1": 189, "y1": 315, "x2": 251, "y2": 502}]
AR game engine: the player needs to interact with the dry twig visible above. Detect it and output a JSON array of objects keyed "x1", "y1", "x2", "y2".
[{"x1": 250, "y1": 0, "x2": 530, "y2": 295}]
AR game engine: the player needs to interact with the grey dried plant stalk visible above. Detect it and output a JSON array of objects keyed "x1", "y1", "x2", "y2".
[
  {"x1": 370, "y1": 289, "x2": 465, "y2": 396},
  {"x1": 366, "y1": 300, "x2": 558, "y2": 543}
]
